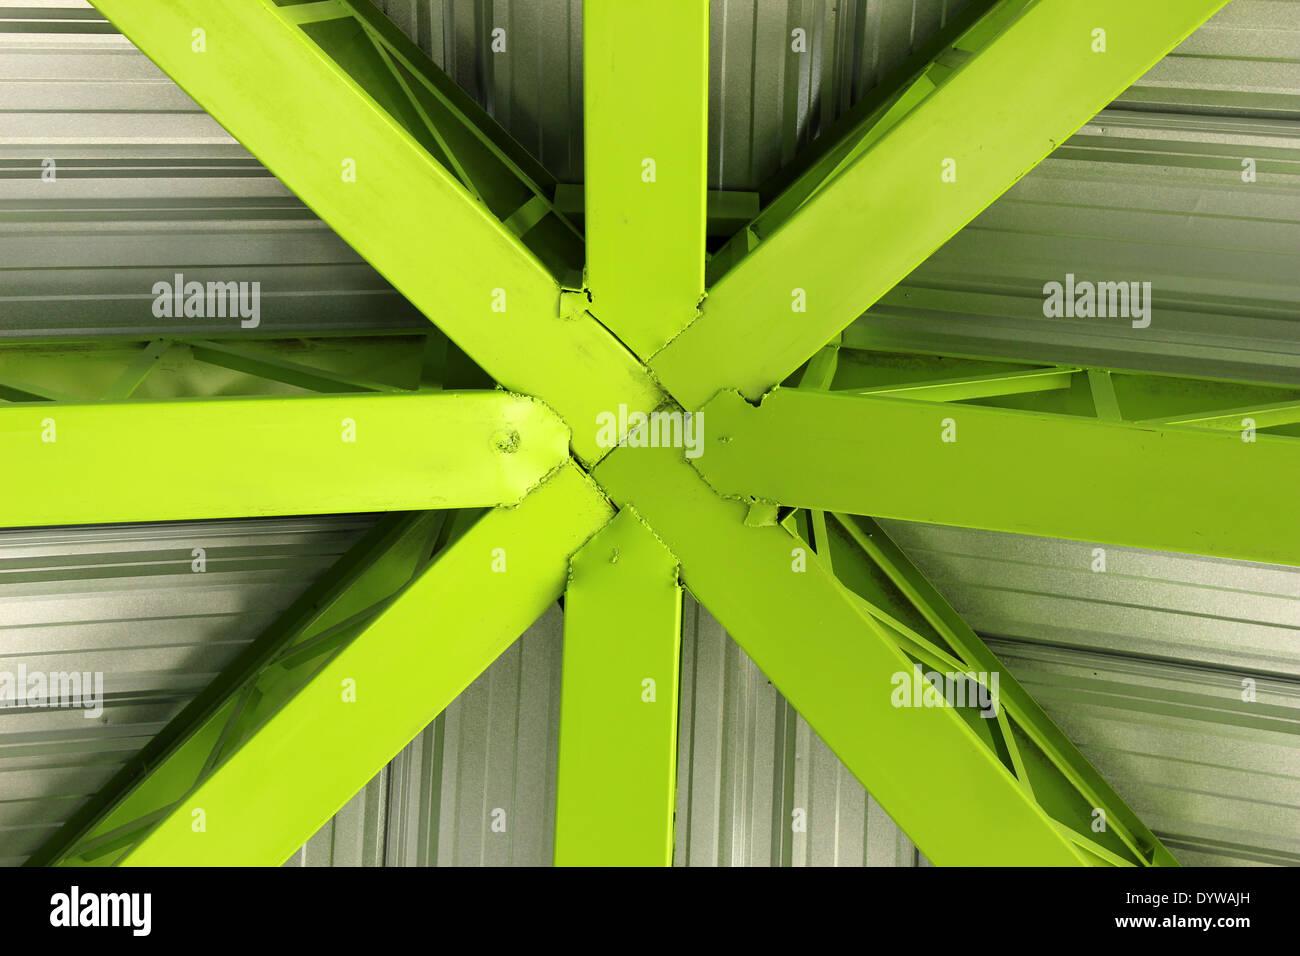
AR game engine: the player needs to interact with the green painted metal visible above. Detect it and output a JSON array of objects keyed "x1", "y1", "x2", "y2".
[
  {"x1": 554, "y1": 509, "x2": 682, "y2": 866},
  {"x1": 583, "y1": 0, "x2": 708, "y2": 358},
  {"x1": 594, "y1": 444, "x2": 1094, "y2": 866},
  {"x1": 695, "y1": 387, "x2": 1300, "y2": 568},
  {"x1": 856, "y1": 367, "x2": 1077, "y2": 402},
  {"x1": 1141, "y1": 400, "x2": 1300, "y2": 430},
  {"x1": 103, "y1": 340, "x2": 173, "y2": 399},
  {"x1": 34, "y1": 509, "x2": 442, "y2": 866},
  {"x1": 108, "y1": 463, "x2": 608, "y2": 866},
  {"x1": 702, "y1": 0, "x2": 1000, "y2": 287},
  {"x1": 188, "y1": 339, "x2": 406, "y2": 393},
  {"x1": 649, "y1": 0, "x2": 1230, "y2": 410},
  {"x1": 822, "y1": 512, "x2": 1173, "y2": 866},
  {"x1": 0, "y1": 391, "x2": 568, "y2": 526},
  {"x1": 0, "y1": 335, "x2": 436, "y2": 400},
  {"x1": 87, "y1": 0, "x2": 662, "y2": 464},
  {"x1": 552, "y1": 184, "x2": 760, "y2": 240}
]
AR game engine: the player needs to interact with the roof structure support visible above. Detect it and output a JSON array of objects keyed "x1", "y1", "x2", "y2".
[
  {"x1": 0, "y1": 391, "x2": 570, "y2": 526},
  {"x1": 594, "y1": 444, "x2": 1094, "y2": 866},
  {"x1": 32, "y1": 509, "x2": 443, "y2": 866},
  {"x1": 695, "y1": 386, "x2": 1300, "y2": 568},
  {"x1": 42, "y1": 463, "x2": 612, "y2": 866},
  {"x1": 815, "y1": 511, "x2": 1172, "y2": 865},
  {"x1": 583, "y1": 0, "x2": 709, "y2": 359},
  {"x1": 84, "y1": 0, "x2": 662, "y2": 464},
  {"x1": 554, "y1": 510, "x2": 683, "y2": 866},
  {"x1": 648, "y1": 0, "x2": 1230, "y2": 410},
  {"x1": 29, "y1": 0, "x2": 1242, "y2": 867}
]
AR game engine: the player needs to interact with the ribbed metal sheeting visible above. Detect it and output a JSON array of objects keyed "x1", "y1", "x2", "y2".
[
  {"x1": 879, "y1": 519, "x2": 1300, "y2": 868},
  {"x1": 293, "y1": 598, "x2": 923, "y2": 867},
  {"x1": 861, "y1": 1, "x2": 1300, "y2": 387},
  {"x1": 672, "y1": 597, "x2": 922, "y2": 866},
  {"x1": 375, "y1": 0, "x2": 974, "y2": 189},
  {"x1": 0, "y1": 514, "x2": 374, "y2": 866},
  {"x1": 0, "y1": 0, "x2": 423, "y2": 338},
  {"x1": 1119, "y1": 0, "x2": 1300, "y2": 119}
]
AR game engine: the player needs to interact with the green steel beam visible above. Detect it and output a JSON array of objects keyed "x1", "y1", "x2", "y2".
[
  {"x1": 594, "y1": 444, "x2": 1092, "y2": 866},
  {"x1": 33, "y1": 509, "x2": 443, "y2": 866},
  {"x1": 704, "y1": 0, "x2": 998, "y2": 288},
  {"x1": 0, "y1": 391, "x2": 568, "y2": 526},
  {"x1": 1140, "y1": 400, "x2": 1300, "y2": 430},
  {"x1": 69, "y1": 463, "x2": 610, "y2": 866},
  {"x1": 0, "y1": 336, "x2": 435, "y2": 401},
  {"x1": 695, "y1": 387, "x2": 1300, "y2": 568},
  {"x1": 103, "y1": 340, "x2": 173, "y2": 400},
  {"x1": 332, "y1": 0, "x2": 584, "y2": 279},
  {"x1": 856, "y1": 367, "x2": 1077, "y2": 402},
  {"x1": 0, "y1": 379, "x2": 70, "y2": 403},
  {"x1": 188, "y1": 340, "x2": 406, "y2": 393},
  {"x1": 554, "y1": 509, "x2": 682, "y2": 866},
  {"x1": 583, "y1": 0, "x2": 708, "y2": 358},
  {"x1": 820, "y1": 512, "x2": 1173, "y2": 866},
  {"x1": 1088, "y1": 369, "x2": 1124, "y2": 422},
  {"x1": 89, "y1": 0, "x2": 663, "y2": 464},
  {"x1": 648, "y1": 0, "x2": 1229, "y2": 410}
]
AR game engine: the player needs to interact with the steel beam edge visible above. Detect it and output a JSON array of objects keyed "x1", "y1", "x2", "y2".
[
  {"x1": 0, "y1": 390, "x2": 569, "y2": 526},
  {"x1": 554, "y1": 508, "x2": 683, "y2": 866}
]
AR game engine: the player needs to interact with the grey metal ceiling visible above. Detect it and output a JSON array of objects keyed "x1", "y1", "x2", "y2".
[{"x1": 0, "y1": 0, "x2": 1297, "y2": 866}]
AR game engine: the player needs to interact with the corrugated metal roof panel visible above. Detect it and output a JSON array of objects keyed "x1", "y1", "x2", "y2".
[
  {"x1": 1118, "y1": 0, "x2": 1300, "y2": 119},
  {"x1": 881, "y1": 519, "x2": 1300, "y2": 867},
  {"x1": 0, "y1": 515, "x2": 374, "y2": 866}
]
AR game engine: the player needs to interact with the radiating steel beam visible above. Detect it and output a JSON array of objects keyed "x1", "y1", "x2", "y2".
[
  {"x1": 648, "y1": 0, "x2": 1229, "y2": 410},
  {"x1": 48, "y1": 463, "x2": 612, "y2": 866},
  {"x1": 88, "y1": 0, "x2": 663, "y2": 463},
  {"x1": 695, "y1": 387, "x2": 1300, "y2": 567},
  {"x1": 583, "y1": 0, "x2": 708, "y2": 358},
  {"x1": 0, "y1": 391, "x2": 569, "y2": 526},
  {"x1": 594, "y1": 444, "x2": 1093, "y2": 865},
  {"x1": 554, "y1": 509, "x2": 682, "y2": 866}
]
